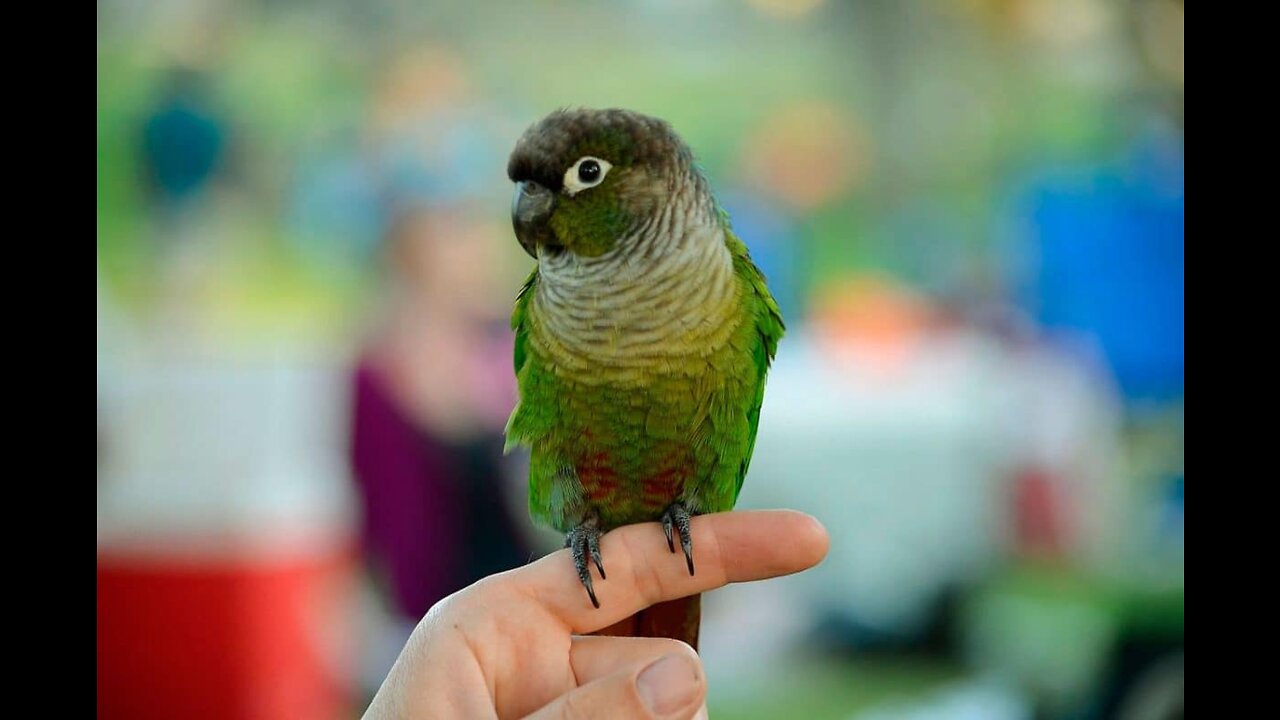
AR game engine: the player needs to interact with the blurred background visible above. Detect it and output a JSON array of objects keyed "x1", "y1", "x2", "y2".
[{"x1": 97, "y1": 0, "x2": 1183, "y2": 718}]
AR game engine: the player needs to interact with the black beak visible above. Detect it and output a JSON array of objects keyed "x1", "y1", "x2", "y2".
[{"x1": 512, "y1": 181, "x2": 558, "y2": 259}]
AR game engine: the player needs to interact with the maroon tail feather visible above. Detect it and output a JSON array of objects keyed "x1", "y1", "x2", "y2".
[{"x1": 595, "y1": 594, "x2": 701, "y2": 650}]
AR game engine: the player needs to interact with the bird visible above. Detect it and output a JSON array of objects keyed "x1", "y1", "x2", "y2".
[{"x1": 504, "y1": 108, "x2": 784, "y2": 649}]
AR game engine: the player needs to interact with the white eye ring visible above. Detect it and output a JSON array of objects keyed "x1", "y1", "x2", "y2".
[{"x1": 563, "y1": 156, "x2": 612, "y2": 196}]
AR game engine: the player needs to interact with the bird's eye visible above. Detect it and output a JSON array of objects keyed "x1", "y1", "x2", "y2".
[{"x1": 563, "y1": 156, "x2": 612, "y2": 196}]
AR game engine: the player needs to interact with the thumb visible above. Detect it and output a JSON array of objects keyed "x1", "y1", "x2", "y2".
[{"x1": 524, "y1": 651, "x2": 706, "y2": 720}]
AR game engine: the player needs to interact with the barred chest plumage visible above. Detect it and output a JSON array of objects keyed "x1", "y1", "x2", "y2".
[{"x1": 525, "y1": 218, "x2": 745, "y2": 388}]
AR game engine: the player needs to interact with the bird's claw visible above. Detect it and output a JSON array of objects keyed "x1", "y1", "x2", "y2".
[
  {"x1": 565, "y1": 519, "x2": 605, "y2": 608},
  {"x1": 661, "y1": 502, "x2": 695, "y2": 576}
]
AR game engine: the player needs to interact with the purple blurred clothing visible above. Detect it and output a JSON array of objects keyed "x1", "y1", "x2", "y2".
[{"x1": 350, "y1": 358, "x2": 530, "y2": 620}]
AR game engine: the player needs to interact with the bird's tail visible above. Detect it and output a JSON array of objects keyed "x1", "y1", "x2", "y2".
[{"x1": 595, "y1": 594, "x2": 701, "y2": 650}]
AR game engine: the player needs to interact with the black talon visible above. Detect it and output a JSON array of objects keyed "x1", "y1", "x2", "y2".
[
  {"x1": 661, "y1": 503, "x2": 696, "y2": 576},
  {"x1": 588, "y1": 531, "x2": 606, "y2": 580},
  {"x1": 566, "y1": 519, "x2": 605, "y2": 608}
]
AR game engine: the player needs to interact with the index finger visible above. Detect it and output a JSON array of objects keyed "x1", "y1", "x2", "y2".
[{"x1": 500, "y1": 509, "x2": 828, "y2": 634}]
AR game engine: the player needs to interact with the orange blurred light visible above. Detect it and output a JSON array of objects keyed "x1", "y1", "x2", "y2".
[
  {"x1": 810, "y1": 274, "x2": 935, "y2": 377},
  {"x1": 741, "y1": 101, "x2": 870, "y2": 211},
  {"x1": 371, "y1": 47, "x2": 471, "y2": 135}
]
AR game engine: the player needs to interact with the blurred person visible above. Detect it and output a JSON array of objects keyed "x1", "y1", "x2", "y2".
[
  {"x1": 364, "y1": 510, "x2": 829, "y2": 719},
  {"x1": 350, "y1": 200, "x2": 534, "y2": 626}
]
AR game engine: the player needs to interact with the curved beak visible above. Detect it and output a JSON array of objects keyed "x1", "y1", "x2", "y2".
[{"x1": 512, "y1": 181, "x2": 558, "y2": 259}]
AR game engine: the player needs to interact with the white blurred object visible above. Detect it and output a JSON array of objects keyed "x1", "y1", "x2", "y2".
[
  {"x1": 699, "y1": 564, "x2": 814, "y2": 693},
  {"x1": 999, "y1": 333, "x2": 1127, "y2": 569},
  {"x1": 97, "y1": 334, "x2": 357, "y2": 558},
  {"x1": 740, "y1": 327, "x2": 1024, "y2": 636},
  {"x1": 735, "y1": 325, "x2": 1124, "y2": 640},
  {"x1": 856, "y1": 676, "x2": 1032, "y2": 720}
]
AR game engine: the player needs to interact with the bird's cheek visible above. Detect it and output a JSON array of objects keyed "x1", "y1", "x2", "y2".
[
  {"x1": 546, "y1": 214, "x2": 578, "y2": 254},
  {"x1": 552, "y1": 214, "x2": 616, "y2": 259}
]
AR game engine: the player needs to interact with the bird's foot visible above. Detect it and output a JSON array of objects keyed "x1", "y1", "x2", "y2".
[
  {"x1": 565, "y1": 517, "x2": 606, "y2": 608},
  {"x1": 661, "y1": 502, "x2": 695, "y2": 576}
]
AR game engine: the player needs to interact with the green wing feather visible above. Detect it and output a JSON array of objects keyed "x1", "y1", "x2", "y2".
[
  {"x1": 506, "y1": 267, "x2": 540, "y2": 459},
  {"x1": 511, "y1": 268, "x2": 538, "y2": 378},
  {"x1": 725, "y1": 229, "x2": 785, "y2": 502}
]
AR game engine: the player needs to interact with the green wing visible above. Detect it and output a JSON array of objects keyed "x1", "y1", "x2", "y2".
[
  {"x1": 505, "y1": 267, "x2": 539, "y2": 456},
  {"x1": 726, "y1": 229, "x2": 785, "y2": 501},
  {"x1": 511, "y1": 268, "x2": 539, "y2": 379},
  {"x1": 507, "y1": 268, "x2": 572, "y2": 528}
]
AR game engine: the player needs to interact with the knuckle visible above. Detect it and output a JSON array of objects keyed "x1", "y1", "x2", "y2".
[
  {"x1": 703, "y1": 523, "x2": 730, "y2": 586},
  {"x1": 621, "y1": 530, "x2": 669, "y2": 604}
]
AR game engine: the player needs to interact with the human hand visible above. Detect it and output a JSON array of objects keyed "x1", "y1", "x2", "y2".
[{"x1": 363, "y1": 510, "x2": 829, "y2": 719}]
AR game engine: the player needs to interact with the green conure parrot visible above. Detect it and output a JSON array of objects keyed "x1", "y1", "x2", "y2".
[{"x1": 505, "y1": 108, "x2": 784, "y2": 649}]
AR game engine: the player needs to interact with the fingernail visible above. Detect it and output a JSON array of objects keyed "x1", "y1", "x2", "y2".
[{"x1": 637, "y1": 653, "x2": 701, "y2": 716}]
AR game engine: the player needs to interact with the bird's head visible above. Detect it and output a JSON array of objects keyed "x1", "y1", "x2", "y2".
[{"x1": 507, "y1": 108, "x2": 709, "y2": 260}]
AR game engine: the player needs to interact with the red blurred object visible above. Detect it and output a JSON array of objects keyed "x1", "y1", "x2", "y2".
[
  {"x1": 97, "y1": 544, "x2": 355, "y2": 720},
  {"x1": 1012, "y1": 466, "x2": 1071, "y2": 558}
]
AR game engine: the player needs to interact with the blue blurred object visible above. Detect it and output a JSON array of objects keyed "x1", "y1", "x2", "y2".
[
  {"x1": 1012, "y1": 131, "x2": 1184, "y2": 403},
  {"x1": 288, "y1": 147, "x2": 385, "y2": 260},
  {"x1": 379, "y1": 117, "x2": 498, "y2": 208},
  {"x1": 286, "y1": 109, "x2": 503, "y2": 261},
  {"x1": 141, "y1": 70, "x2": 227, "y2": 204},
  {"x1": 719, "y1": 189, "x2": 802, "y2": 322}
]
